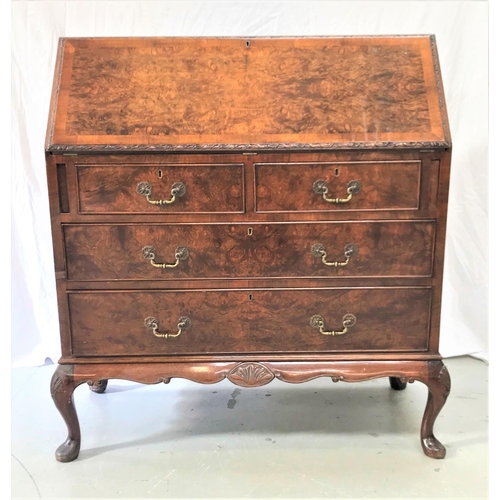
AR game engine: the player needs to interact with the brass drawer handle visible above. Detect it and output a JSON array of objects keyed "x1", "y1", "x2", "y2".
[
  {"x1": 136, "y1": 181, "x2": 186, "y2": 205},
  {"x1": 142, "y1": 245, "x2": 189, "y2": 268},
  {"x1": 310, "y1": 314, "x2": 357, "y2": 336},
  {"x1": 313, "y1": 179, "x2": 362, "y2": 204},
  {"x1": 311, "y1": 243, "x2": 358, "y2": 267},
  {"x1": 144, "y1": 316, "x2": 192, "y2": 339}
]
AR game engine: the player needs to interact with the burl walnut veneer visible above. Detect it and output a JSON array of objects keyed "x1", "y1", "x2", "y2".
[{"x1": 46, "y1": 36, "x2": 452, "y2": 462}]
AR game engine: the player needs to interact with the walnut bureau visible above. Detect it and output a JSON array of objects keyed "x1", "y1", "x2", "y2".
[{"x1": 45, "y1": 36, "x2": 452, "y2": 462}]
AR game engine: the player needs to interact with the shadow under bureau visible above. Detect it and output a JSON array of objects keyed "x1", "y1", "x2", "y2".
[{"x1": 45, "y1": 36, "x2": 452, "y2": 462}]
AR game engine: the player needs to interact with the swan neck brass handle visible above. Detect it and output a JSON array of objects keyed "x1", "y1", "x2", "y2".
[
  {"x1": 136, "y1": 181, "x2": 186, "y2": 205},
  {"x1": 312, "y1": 243, "x2": 358, "y2": 267},
  {"x1": 313, "y1": 179, "x2": 361, "y2": 204},
  {"x1": 310, "y1": 314, "x2": 357, "y2": 336},
  {"x1": 144, "y1": 316, "x2": 191, "y2": 339},
  {"x1": 142, "y1": 245, "x2": 189, "y2": 268}
]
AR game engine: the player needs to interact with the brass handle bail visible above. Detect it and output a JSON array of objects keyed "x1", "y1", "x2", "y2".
[
  {"x1": 142, "y1": 245, "x2": 189, "y2": 268},
  {"x1": 313, "y1": 179, "x2": 361, "y2": 204},
  {"x1": 136, "y1": 181, "x2": 186, "y2": 205},
  {"x1": 310, "y1": 314, "x2": 357, "y2": 336},
  {"x1": 311, "y1": 243, "x2": 358, "y2": 267},
  {"x1": 144, "y1": 316, "x2": 192, "y2": 339}
]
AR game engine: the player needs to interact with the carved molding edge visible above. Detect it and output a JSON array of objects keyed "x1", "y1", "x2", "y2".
[{"x1": 46, "y1": 139, "x2": 451, "y2": 154}]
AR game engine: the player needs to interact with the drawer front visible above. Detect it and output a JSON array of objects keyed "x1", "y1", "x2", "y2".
[
  {"x1": 64, "y1": 221, "x2": 435, "y2": 281},
  {"x1": 255, "y1": 161, "x2": 421, "y2": 212},
  {"x1": 69, "y1": 288, "x2": 431, "y2": 356},
  {"x1": 76, "y1": 163, "x2": 245, "y2": 214}
]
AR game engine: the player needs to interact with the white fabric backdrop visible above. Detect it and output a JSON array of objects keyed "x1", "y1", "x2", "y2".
[{"x1": 11, "y1": 0, "x2": 488, "y2": 366}]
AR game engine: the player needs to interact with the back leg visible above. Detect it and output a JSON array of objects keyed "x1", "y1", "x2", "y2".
[
  {"x1": 89, "y1": 380, "x2": 108, "y2": 394},
  {"x1": 389, "y1": 377, "x2": 407, "y2": 390}
]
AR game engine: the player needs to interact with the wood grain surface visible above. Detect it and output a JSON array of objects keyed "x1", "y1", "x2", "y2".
[
  {"x1": 63, "y1": 220, "x2": 436, "y2": 281},
  {"x1": 68, "y1": 287, "x2": 432, "y2": 356},
  {"x1": 46, "y1": 36, "x2": 453, "y2": 461},
  {"x1": 46, "y1": 36, "x2": 449, "y2": 151},
  {"x1": 51, "y1": 151, "x2": 441, "y2": 221},
  {"x1": 255, "y1": 160, "x2": 421, "y2": 212},
  {"x1": 76, "y1": 163, "x2": 244, "y2": 214}
]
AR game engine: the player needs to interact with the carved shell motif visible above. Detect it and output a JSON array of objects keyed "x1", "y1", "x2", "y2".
[{"x1": 227, "y1": 362, "x2": 275, "y2": 387}]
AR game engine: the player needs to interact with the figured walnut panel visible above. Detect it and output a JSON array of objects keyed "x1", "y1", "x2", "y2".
[
  {"x1": 76, "y1": 163, "x2": 244, "y2": 214},
  {"x1": 68, "y1": 287, "x2": 432, "y2": 356},
  {"x1": 48, "y1": 37, "x2": 447, "y2": 150},
  {"x1": 63, "y1": 221, "x2": 435, "y2": 281},
  {"x1": 255, "y1": 161, "x2": 421, "y2": 212}
]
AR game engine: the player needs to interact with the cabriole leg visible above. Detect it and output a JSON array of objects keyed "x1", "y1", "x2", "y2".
[
  {"x1": 50, "y1": 365, "x2": 86, "y2": 462},
  {"x1": 420, "y1": 361, "x2": 451, "y2": 459}
]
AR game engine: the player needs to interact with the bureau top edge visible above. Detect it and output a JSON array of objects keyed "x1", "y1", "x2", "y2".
[
  {"x1": 45, "y1": 142, "x2": 452, "y2": 155},
  {"x1": 45, "y1": 35, "x2": 451, "y2": 153}
]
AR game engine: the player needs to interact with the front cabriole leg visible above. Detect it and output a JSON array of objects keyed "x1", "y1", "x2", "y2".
[
  {"x1": 50, "y1": 365, "x2": 87, "y2": 462},
  {"x1": 420, "y1": 361, "x2": 451, "y2": 459}
]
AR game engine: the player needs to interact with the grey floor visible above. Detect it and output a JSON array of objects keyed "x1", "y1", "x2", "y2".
[{"x1": 11, "y1": 356, "x2": 487, "y2": 499}]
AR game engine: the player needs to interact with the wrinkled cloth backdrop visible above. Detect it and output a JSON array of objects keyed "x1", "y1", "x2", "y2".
[{"x1": 11, "y1": 0, "x2": 488, "y2": 366}]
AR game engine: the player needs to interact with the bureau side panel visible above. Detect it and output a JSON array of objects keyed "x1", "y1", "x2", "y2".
[
  {"x1": 45, "y1": 154, "x2": 72, "y2": 357},
  {"x1": 428, "y1": 149, "x2": 452, "y2": 353}
]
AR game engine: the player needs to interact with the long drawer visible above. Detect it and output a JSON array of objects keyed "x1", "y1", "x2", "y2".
[
  {"x1": 63, "y1": 220, "x2": 435, "y2": 281},
  {"x1": 68, "y1": 287, "x2": 432, "y2": 356}
]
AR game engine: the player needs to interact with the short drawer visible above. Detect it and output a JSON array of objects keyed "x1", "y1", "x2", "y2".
[
  {"x1": 76, "y1": 163, "x2": 245, "y2": 214},
  {"x1": 255, "y1": 161, "x2": 422, "y2": 213},
  {"x1": 63, "y1": 220, "x2": 436, "y2": 281},
  {"x1": 69, "y1": 287, "x2": 432, "y2": 356}
]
